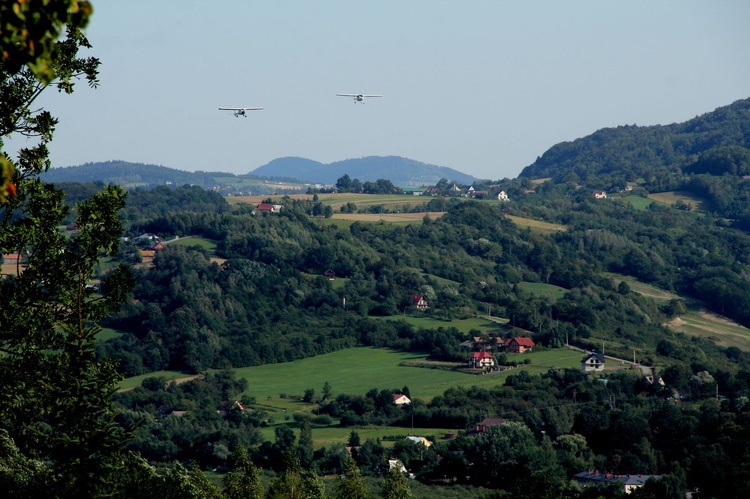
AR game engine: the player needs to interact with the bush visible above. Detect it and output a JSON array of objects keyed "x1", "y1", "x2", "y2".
[{"x1": 311, "y1": 414, "x2": 333, "y2": 425}]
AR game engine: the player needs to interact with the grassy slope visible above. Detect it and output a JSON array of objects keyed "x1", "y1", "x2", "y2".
[{"x1": 236, "y1": 347, "x2": 583, "y2": 407}]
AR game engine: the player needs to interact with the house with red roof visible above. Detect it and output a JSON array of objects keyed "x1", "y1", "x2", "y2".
[
  {"x1": 467, "y1": 351, "x2": 495, "y2": 368},
  {"x1": 468, "y1": 417, "x2": 506, "y2": 436},
  {"x1": 504, "y1": 337, "x2": 535, "y2": 353},
  {"x1": 411, "y1": 293, "x2": 429, "y2": 311},
  {"x1": 254, "y1": 202, "x2": 281, "y2": 214}
]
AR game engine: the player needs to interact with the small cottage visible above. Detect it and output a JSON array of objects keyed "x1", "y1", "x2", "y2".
[
  {"x1": 582, "y1": 352, "x2": 606, "y2": 372},
  {"x1": 392, "y1": 393, "x2": 411, "y2": 406},
  {"x1": 504, "y1": 337, "x2": 535, "y2": 353},
  {"x1": 468, "y1": 351, "x2": 495, "y2": 368}
]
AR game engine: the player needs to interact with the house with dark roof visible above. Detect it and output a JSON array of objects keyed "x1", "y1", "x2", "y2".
[
  {"x1": 573, "y1": 470, "x2": 661, "y2": 494},
  {"x1": 582, "y1": 352, "x2": 606, "y2": 372}
]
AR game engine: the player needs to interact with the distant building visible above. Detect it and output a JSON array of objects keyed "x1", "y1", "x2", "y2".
[
  {"x1": 497, "y1": 191, "x2": 509, "y2": 202},
  {"x1": 593, "y1": 190, "x2": 608, "y2": 199},
  {"x1": 468, "y1": 417, "x2": 506, "y2": 437},
  {"x1": 411, "y1": 293, "x2": 429, "y2": 311},
  {"x1": 324, "y1": 269, "x2": 336, "y2": 280},
  {"x1": 405, "y1": 436, "x2": 431, "y2": 447},
  {"x1": 582, "y1": 352, "x2": 606, "y2": 372},
  {"x1": 573, "y1": 470, "x2": 661, "y2": 494},
  {"x1": 503, "y1": 337, "x2": 535, "y2": 353},
  {"x1": 468, "y1": 351, "x2": 495, "y2": 368},
  {"x1": 393, "y1": 393, "x2": 411, "y2": 406},
  {"x1": 2, "y1": 253, "x2": 21, "y2": 265}
]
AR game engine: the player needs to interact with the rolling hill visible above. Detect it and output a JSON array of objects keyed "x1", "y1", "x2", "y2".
[
  {"x1": 250, "y1": 155, "x2": 477, "y2": 187},
  {"x1": 40, "y1": 155, "x2": 477, "y2": 190},
  {"x1": 519, "y1": 97, "x2": 750, "y2": 182}
]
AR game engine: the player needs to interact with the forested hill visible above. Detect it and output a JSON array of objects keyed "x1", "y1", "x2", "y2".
[
  {"x1": 519, "y1": 97, "x2": 750, "y2": 182},
  {"x1": 40, "y1": 160, "x2": 234, "y2": 189},
  {"x1": 250, "y1": 155, "x2": 477, "y2": 187}
]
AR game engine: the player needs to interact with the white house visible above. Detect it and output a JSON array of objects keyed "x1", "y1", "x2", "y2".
[
  {"x1": 393, "y1": 393, "x2": 411, "y2": 406},
  {"x1": 581, "y1": 352, "x2": 605, "y2": 372},
  {"x1": 497, "y1": 191, "x2": 509, "y2": 202}
]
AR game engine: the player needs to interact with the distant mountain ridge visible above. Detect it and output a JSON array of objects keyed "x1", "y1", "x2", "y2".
[
  {"x1": 250, "y1": 156, "x2": 476, "y2": 187},
  {"x1": 41, "y1": 156, "x2": 476, "y2": 190},
  {"x1": 40, "y1": 160, "x2": 231, "y2": 189}
]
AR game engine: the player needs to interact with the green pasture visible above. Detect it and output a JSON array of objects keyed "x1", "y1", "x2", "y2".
[
  {"x1": 257, "y1": 422, "x2": 458, "y2": 449},
  {"x1": 622, "y1": 195, "x2": 656, "y2": 210},
  {"x1": 318, "y1": 217, "x2": 426, "y2": 228},
  {"x1": 96, "y1": 327, "x2": 122, "y2": 342},
  {"x1": 377, "y1": 315, "x2": 503, "y2": 334},
  {"x1": 419, "y1": 272, "x2": 460, "y2": 287},
  {"x1": 117, "y1": 370, "x2": 191, "y2": 391},
  {"x1": 517, "y1": 281, "x2": 568, "y2": 301},
  {"x1": 165, "y1": 236, "x2": 218, "y2": 252},
  {"x1": 236, "y1": 347, "x2": 585, "y2": 409}
]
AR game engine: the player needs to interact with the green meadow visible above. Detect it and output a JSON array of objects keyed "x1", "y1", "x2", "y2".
[
  {"x1": 375, "y1": 315, "x2": 504, "y2": 334},
  {"x1": 236, "y1": 347, "x2": 585, "y2": 408},
  {"x1": 517, "y1": 281, "x2": 568, "y2": 301},
  {"x1": 165, "y1": 236, "x2": 218, "y2": 252}
]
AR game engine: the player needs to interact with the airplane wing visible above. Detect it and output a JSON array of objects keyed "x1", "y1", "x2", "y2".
[
  {"x1": 218, "y1": 107, "x2": 263, "y2": 110},
  {"x1": 336, "y1": 94, "x2": 357, "y2": 97},
  {"x1": 362, "y1": 95, "x2": 383, "y2": 98}
]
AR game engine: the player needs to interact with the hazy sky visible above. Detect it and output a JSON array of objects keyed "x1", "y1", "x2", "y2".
[{"x1": 12, "y1": 0, "x2": 750, "y2": 180}]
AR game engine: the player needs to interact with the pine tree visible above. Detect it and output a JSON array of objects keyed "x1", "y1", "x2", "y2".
[
  {"x1": 223, "y1": 446, "x2": 264, "y2": 499},
  {"x1": 335, "y1": 457, "x2": 372, "y2": 499},
  {"x1": 381, "y1": 466, "x2": 414, "y2": 499}
]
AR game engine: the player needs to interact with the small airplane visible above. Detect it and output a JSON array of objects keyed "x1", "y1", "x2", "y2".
[
  {"x1": 219, "y1": 107, "x2": 263, "y2": 117},
  {"x1": 336, "y1": 93, "x2": 382, "y2": 104}
]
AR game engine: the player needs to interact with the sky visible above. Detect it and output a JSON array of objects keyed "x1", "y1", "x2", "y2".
[{"x1": 9, "y1": 0, "x2": 750, "y2": 180}]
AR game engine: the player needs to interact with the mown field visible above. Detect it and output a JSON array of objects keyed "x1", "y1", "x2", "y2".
[
  {"x1": 668, "y1": 311, "x2": 750, "y2": 351},
  {"x1": 605, "y1": 272, "x2": 750, "y2": 351},
  {"x1": 646, "y1": 190, "x2": 708, "y2": 212},
  {"x1": 516, "y1": 281, "x2": 568, "y2": 301},
  {"x1": 234, "y1": 347, "x2": 584, "y2": 408},
  {"x1": 504, "y1": 214, "x2": 567, "y2": 234},
  {"x1": 375, "y1": 315, "x2": 505, "y2": 334}
]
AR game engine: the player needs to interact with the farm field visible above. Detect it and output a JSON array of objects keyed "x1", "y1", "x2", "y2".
[
  {"x1": 646, "y1": 190, "x2": 707, "y2": 212},
  {"x1": 603, "y1": 272, "x2": 680, "y2": 303},
  {"x1": 621, "y1": 194, "x2": 656, "y2": 210},
  {"x1": 517, "y1": 281, "x2": 568, "y2": 301},
  {"x1": 376, "y1": 315, "x2": 505, "y2": 334},
  {"x1": 668, "y1": 311, "x2": 750, "y2": 351},
  {"x1": 117, "y1": 370, "x2": 195, "y2": 391},
  {"x1": 256, "y1": 422, "x2": 458, "y2": 449},
  {"x1": 235, "y1": 347, "x2": 585, "y2": 409},
  {"x1": 604, "y1": 272, "x2": 750, "y2": 350},
  {"x1": 227, "y1": 193, "x2": 432, "y2": 211},
  {"x1": 504, "y1": 214, "x2": 566, "y2": 234},
  {"x1": 165, "y1": 235, "x2": 218, "y2": 251}
]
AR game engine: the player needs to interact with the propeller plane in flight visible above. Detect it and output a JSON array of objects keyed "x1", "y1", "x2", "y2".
[
  {"x1": 219, "y1": 107, "x2": 263, "y2": 117},
  {"x1": 336, "y1": 93, "x2": 382, "y2": 104}
]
